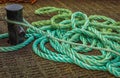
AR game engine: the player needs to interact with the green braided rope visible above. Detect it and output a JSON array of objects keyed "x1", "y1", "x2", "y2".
[{"x1": 1, "y1": 7, "x2": 120, "y2": 77}]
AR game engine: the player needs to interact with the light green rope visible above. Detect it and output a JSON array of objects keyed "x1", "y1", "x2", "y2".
[{"x1": 1, "y1": 7, "x2": 120, "y2": 77}]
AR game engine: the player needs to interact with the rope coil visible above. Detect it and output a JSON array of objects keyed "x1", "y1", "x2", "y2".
[{"x1": 1, "y1": 7, "x2": 120, "y2": 77}]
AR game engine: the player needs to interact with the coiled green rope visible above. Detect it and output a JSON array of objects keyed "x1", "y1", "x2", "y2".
[{"x1": 1, "y1": 7, "x2": 120, "y2": 77}]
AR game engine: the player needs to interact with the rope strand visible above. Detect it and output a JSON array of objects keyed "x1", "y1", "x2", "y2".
[{"x1": 1, "y1": 7, "x2": 120, "y2": 77}]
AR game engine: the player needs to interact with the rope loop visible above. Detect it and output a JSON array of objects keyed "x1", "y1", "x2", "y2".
[{"x1": 1, "y1": 6, "x2": 120, "y2": 77}]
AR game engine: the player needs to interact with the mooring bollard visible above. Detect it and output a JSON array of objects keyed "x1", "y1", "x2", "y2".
[{"x1": 5, "y1": 4, "x2": 25, "y2": 45}]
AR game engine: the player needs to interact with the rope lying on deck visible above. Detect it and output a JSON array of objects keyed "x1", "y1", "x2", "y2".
[{"x1": 1, "y1": 7, "x2": 120, "y2": 77}]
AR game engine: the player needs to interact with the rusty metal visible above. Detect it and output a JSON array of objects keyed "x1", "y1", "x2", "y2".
[{"x1": 0, "y1": 0, "x2": 36, "y2": 4}]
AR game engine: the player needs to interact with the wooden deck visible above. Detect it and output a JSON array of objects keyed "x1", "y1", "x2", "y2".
[{"x1": 0, "y1": 0, "x2": 120, "y2": 78}]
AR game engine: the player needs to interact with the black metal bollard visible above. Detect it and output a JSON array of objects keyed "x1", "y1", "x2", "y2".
[{"x1": 5, "y1": 4, "x2": 25, "y2": 45}]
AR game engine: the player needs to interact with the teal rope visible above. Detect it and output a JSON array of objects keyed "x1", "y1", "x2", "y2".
[
  {"x1": 0, "y1": 33, "x2": 34, "y2": 52},
  {"x1": 1, "y1": 7, "x2": 120, "y2": 77}
]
